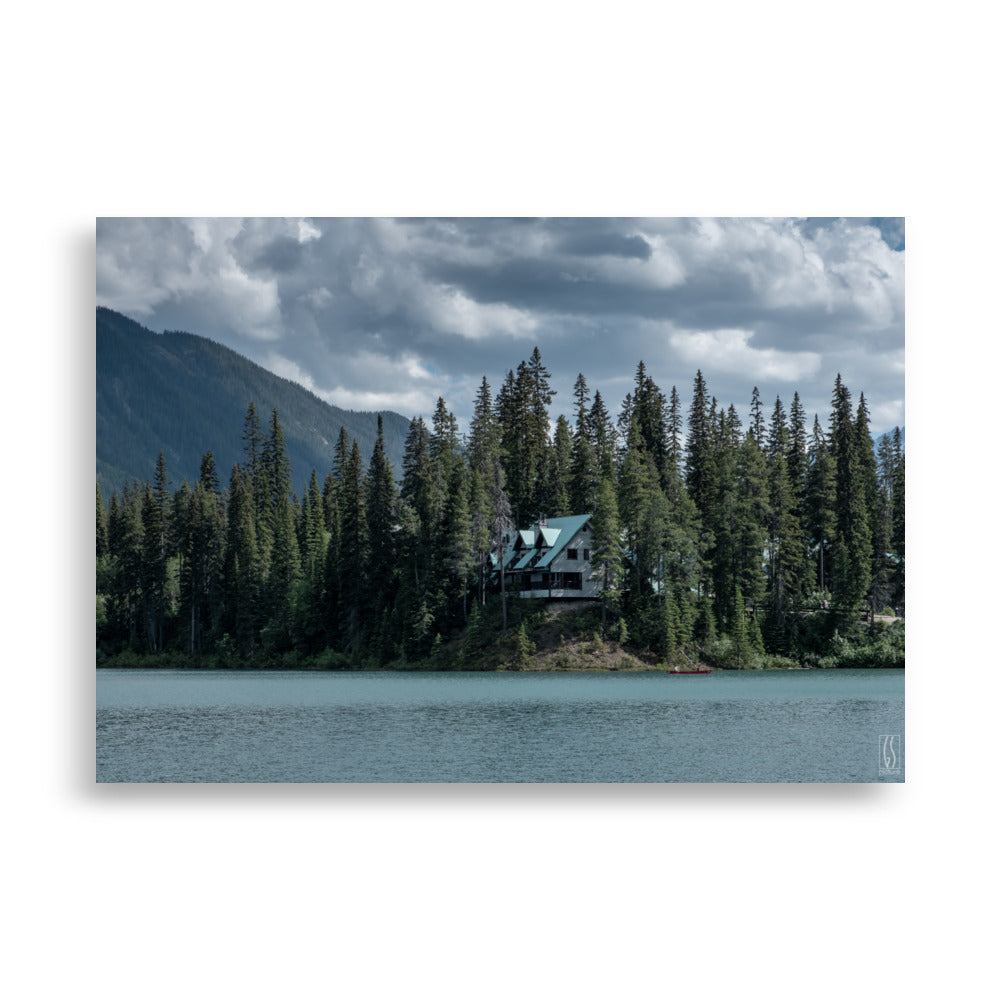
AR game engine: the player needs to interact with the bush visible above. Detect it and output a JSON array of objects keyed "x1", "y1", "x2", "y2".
[
  {"x1": 511, "y1": 622, "x2": 535, "y2": 670},
  {"x1": 310, "y1": 648, "x2": 352, "y2": 670}
]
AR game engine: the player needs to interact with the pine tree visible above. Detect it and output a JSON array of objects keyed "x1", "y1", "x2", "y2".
[
  {"x1": 221, "y1": 464, "x2": 260, "y2": 658},
  {"x1": 338, "y1": 439, "x2": 368, "y2": 654},
  {"x1": 265, "y1": 486, "x2": 301, "y2": 649},
  {"x1": 299, "y1": 469, "x2": 325, "y2": 587},
  {"x1": 589, "y1": 389, "x2": 615, "y2": 481},
  {"x1": 855, "y1": 394, "x2": 881, "y2": 619},
  {"x1": 890, "y1": 427, "x2": 905, "y2": 607},
  {"x1": 241, "y1": 402, "x2": 269, "y2": 536},
  {"x1": 685, "y1": 371, "x2": 715, "y2": 528},
  {"x1": 140, "y1": 452, "x2": 173, "y2": 652},
  {"x1": 666, "y1": 385, "x2": 683, "y2": 474},
  {"x1": 591, "y1": 474, "x2": 623, "y2": 628},
  {"x1": 107, "y1": 485, "x2": 144, "y2": 650},
  {"x1": 444, "y1": 462, "x2": 475, "y2": 623},
  {"x1": 544, "y1": 414, "x2": 573, "y2": 517},
  {"x1": 468, "y1": 377, "x2": 501, "y2": 480},
  {"x1": 569, "y1": 374, "x2": 598, "y2": 513},
  {"x1": 805, "y1": 415, "x2": 836, "y2": 597},
  {"x1": 364, "y1": 414, "x2": 399, "y2": 637},
  {"x1": 468, "y1": 378, "x2": 502, "y2": 606},
  {"x1": 734, "y1": 430, "x2": 770, "y2": 614},
  {"x1": 263, "y1": 409, "x2": 293, "y2": 525},
  {"x1": 488, "y1": 460, "x2": 514, "y2": 631},
  {"x1": 682, "y1": 371, "x2": 718, "y2": 606},
  {"x1": 321, "y1": 491, "x2": 342, "y2": 646},
  {"x1": 732, "y1": 584, "x2": 752, "y2": 667},
  {"x1": 632, "y1": 361, "x2": 669, "y2": 481},
  {"x1": 96, "y1": 483, "x2": 108, "y2": 560},
  {"x1": 497, "y1": 349, "x2": 554, "y2": 524},
  {"x1": 513, "y1": 621, "x2": 534, "y2": 670},
  {"x1": 764, "y1": 397, "x2": 808, "y2": 642},
  {"x1": 829, "y1": 375, "x2": 872, "y2": 626},
  {"x1": 180, "y1": 460, "x2": 223, "y2": 654},
  {"x1": 750, "y1": 386, "x2": 765, "y2": 448}
]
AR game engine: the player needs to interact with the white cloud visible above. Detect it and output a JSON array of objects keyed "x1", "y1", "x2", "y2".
[
  {"x1": 268, "y1": 346, "x2": 440, "y2": 418},
  {"x1": 423, "y1": 285, "x2": 539, "y2": 341},
  {"x1": 669, "y1": 327, "x2": 823, "y2": 382},
  {"x1": 297, "y1": 219, "x2": 322, "y2": 243},
  {"x1": 97, "y1": 217, "x2": 904, "y2": 436},
  {"x1": 870, "y1": 399, "x2": 905, "y2": 430}
]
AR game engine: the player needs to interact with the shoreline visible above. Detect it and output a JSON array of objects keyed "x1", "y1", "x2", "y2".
[{"x1": 95, "y1": 658, "x2": 902, "y2": 673}]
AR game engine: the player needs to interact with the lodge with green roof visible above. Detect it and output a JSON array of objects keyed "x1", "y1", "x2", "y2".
[{"x1": 494, "y1": 514, "x2": 601, "y2": 600}]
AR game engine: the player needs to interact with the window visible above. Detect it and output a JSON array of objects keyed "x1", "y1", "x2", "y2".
[
  {"x1": 567, "y1": 548, "x2": 578, "y2": 560},
  {"x1": 583, "y1": 549, "x2": 591, "y2": 561}
]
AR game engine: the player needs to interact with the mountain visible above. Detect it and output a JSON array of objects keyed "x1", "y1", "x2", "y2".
[{"x1": 96, "y1": 307, "x2": 412, "y2": 497}]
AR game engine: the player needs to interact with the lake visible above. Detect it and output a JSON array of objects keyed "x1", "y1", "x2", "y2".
[{"x1": 96, "y1": 668, "x2": 904, "y2": 783}]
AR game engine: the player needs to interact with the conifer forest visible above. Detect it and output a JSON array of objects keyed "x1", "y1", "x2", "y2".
[{"x1": 96, "y1": 351, "x2": 905, "y2": 669}]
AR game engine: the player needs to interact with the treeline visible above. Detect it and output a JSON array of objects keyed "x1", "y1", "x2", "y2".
[{"x1": 96, "y1": 350, "x2": 904, "y2": 667}]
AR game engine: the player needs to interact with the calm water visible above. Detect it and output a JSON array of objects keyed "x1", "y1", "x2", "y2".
[{"x1": 96, "y1": 668, "x2": 904, "y2": 783}]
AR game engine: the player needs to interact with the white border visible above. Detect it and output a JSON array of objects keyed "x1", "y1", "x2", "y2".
[{"x1": 8, "y1": 2, "x2": 996, "y2": 996}]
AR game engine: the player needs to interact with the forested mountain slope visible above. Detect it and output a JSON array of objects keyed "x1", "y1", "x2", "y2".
[{"x1": 96, "y1": 307, "x2": 410, "y2": 495}]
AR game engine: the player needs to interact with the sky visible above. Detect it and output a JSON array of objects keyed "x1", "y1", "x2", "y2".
[{"x1": 97, "y1": 217, "x2": 905, "y2": 440}]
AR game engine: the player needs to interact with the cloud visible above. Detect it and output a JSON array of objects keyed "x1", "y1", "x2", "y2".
[
  {"x1": 96, "y1": 217, "x2": 905, "y2": 436},
  {"x1": 669, "y1": 327, "x2": 823, "y2": 382},
  {"x1": 97, "y1": 217, "x2": 283, "y2": 340},
  {"x1": 420, "y1": 285, "x2": 539, "y2": 341}
]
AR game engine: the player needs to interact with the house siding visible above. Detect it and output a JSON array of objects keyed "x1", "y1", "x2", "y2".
[{"x1": 515, "y1": 527, "x2": 601, "y2": 598}]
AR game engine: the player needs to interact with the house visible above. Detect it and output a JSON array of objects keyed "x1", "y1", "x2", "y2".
[{"x1": 495, "y1": 514, "x2": 601, "y2": 599}]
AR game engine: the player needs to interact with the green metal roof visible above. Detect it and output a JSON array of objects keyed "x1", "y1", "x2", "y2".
[{"x1": 513, "y1": 550, "x2": 536, "y2": 571}]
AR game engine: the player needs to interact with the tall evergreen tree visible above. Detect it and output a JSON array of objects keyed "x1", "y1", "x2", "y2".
[
  {"x1": 589, "y1": 389, "x2": 615, "y2": 481},
  {"x1": 221, "y1": 464, "x2": 260, "y2": 657},
  {"x1": 468, "y1": 377, "x2": 501, "y2": 480},
  {"x1": 96, "y1": 483, "x2": 108, "y2": 560},
  {"x1": 338, "y1": 439, "x2": 369, "y2": 653},
  {"x1": 890, "y1": 427, "x2": 905, "y2": 607},
  {"x1": 764, "y1": 397, "x2": 808, "y2": 643},
  {"x1": 105, "y1": 485, "x2": 144, "y2": 650},
  {"x1": 140, "y1": 452, "x2": 173, "y2": 652},
  {"x1": 364, "y1": 414, "x2": 399, "y2": 629},
  {"x1": 179, "y1": 459, "x2": 223, "y2": 654},
  {"x1": 804, "y1": 415, "x2": 836, "y2": 596},
  {"x1": 569, "y1": 373, "x2": 598, "y2": 514},
  {"x1": 686, "y1": 370, "x2": 713, "y2": 518},
  {"x1": 632, "y1": 361, "x2": 669, "y2": 481},
  {"x1": 666, "y1": 385, "x2": 683, "y2": 474},
  {"x1": 444, "y1": 462, "x2": 475, "y2": 623},
  {"x1": 544, "y1": 414, "x2": 573, "y2": 516},
  {"x1": 855, "y1": 393, "x2": 881, "y2": 617},
  {"x1": 241, "y1": 402, "x2": 269, "y2": 531},
  {"x1": 488, "y1": 460, "x2": 514, "y2": 631},
  {"x1": 750, "y1": 386, "x2": 765, "y2": 448},
  {"x1": 590, "y1": 474, "x2": 623, "y2": 627},
  {"x1": 829, "y1": 375, "x2": 873, "y2": 624},
  {"x1": 497, "y1": 348, "x2": 554, "y2": 524}
]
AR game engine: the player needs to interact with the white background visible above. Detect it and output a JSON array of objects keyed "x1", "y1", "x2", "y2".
[{"x1": 4, "y1": 2, "x2": 996, "y2": 997}]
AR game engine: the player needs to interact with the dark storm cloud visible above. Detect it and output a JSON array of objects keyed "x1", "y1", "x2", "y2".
[
  {"x1": 240, "y1": 234, "x2": 305, "y2": 274},
  {"x1": 96, "y1": 217, "x2": 905, "y2": 437},
  {"x1": 553, "y1": 228, "x2": 653, "y2": 260}
]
